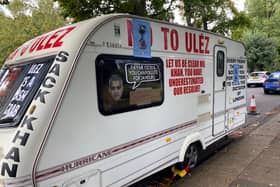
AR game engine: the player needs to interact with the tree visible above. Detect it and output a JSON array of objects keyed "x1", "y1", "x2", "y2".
[
  {"x1": 246, "y1": 0, "x2": 278, "y2": 20},
  {"x1": 246, "y1": 0, "x2": 280, "y2": 34},
  {"x1": 0, "y1": 0, "x2": 9, "y2": 5},
  {"x1": 230, "y1": 12, "x2": 251, "y2": 40},
  {"x1": 245, "y1": 0, "x2": 280, "y2": 69},
  {"x1": 55, "y1": 0, "x2": 175, "y2": 22},
  {"x1": 242, "y1": 31, "x2": 278, "y2": 72},
  {"x1": 179, "y1": 0, "x2": 250, "y2": 35},
  {"x1": 0, "y1": 0, "x2": 65, "y2": 64}
]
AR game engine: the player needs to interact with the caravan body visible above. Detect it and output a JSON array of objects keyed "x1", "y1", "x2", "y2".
[{"x1": 0, "y1": 14, "x2": 246, "y2": 187}]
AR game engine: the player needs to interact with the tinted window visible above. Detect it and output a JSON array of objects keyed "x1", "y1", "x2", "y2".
[
  {"x1": 250, "y1": 72, "x2": 264, "y2": 77},
  {"x1": 96, "y1": 55, "x2": 164, "y2": 115},
  {"x1": 270, "y1": 72, "x2": 280, "y2": 78},
  {"x1": 0, "y1": 58, "x2": 53, "y2": 127},
  {"x1": 249, "y1": 72, "x2": 270, "y2": 78},
  {"x1": 216, "y1": 51, "x2": 225, "y2": 77}
]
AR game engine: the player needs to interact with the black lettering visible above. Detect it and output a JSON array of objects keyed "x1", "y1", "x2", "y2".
[
  {"x1": 232, "y1": 86, "x2": 246, "y2": 91},
  {"x1": 5, "y1": 147, "x2": 20, "y2": 162},
  {"x1": 20, "y1": 116, "x2": 37, "y2": 131},
  {"x1": 55, "y1": 51, "x2": 69, "y2": 62},
  {"x1": 43, "y1": 76, "x2": 56, "y2": 88},
  {"x1": 1, "y1": 162, "x2": 18, "y2": 177},
  {"x1": 49, "y1": 64, "x2": 60, "y2": 76},
  {"x1": 35, "y1": 89, "x2": 50, "y2": 104},
  {"x1": 12, "y1": 131, "x2": 30, "y2": 146}
]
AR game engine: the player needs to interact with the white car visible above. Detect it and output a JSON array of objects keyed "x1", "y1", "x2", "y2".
[{"x1": 247, "y1": 71, "x2": 270, "y2": 87}]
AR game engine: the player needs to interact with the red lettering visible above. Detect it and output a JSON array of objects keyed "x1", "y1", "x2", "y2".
[
  {"x1": 127, "y1": 19, "x2": 153, "y2": 47},
  {"x1": 205, "y1": 36, "x2": 210, "y2": 54},
  {"x1": 193, "y1": 69, "x2": 202, "y2": 76},
  {"x1": 171, "y1": 69, "x2": 183, "y2": 77},
  {"x1": 199, "y1": 60, "x2": 205, "y2": 67},
  {"x1": 182, "y1": 60, "x2": 187, "y2": 67},
  {"x1": 166, "y1": 59, "x2": 174, "y2": 68},
  {"x1": 161, "y1": 27, "x2": 169, "y2": 50},
  {"x1": 20, "y1": 44, "x2": 30, "y2": 56},
  {"x1": 183, "y1": 85, "x2": 200, "y2": 94},
  {"x1": 127, "y1": 20, "x2": 133, "y2": 47},
  {"x1": 45, "y1": 32, "x2": 59, "y2": 49},
  {"x1": 185, "y1": 32, "x2": 192, "y2": 52},
  {"x1": 37, "y1": 34, "x2": 50, "y2": 51},
  {"x1": 185, "y1": 32, "x2": 210, "y2": 54},
  {"x1": 29, "y1": 37, "x2": 42, "y2": 53},
  {"x1": 7, "y1": 48, "x2": 19, "y2": 60},
  {"x1": 173, "y1": 87, "x2": 182, "y2": 96},
  {"x1": 193, "y1": 33, "x2": 199, "y2": 53},
  {"x1": 199, "y1": 34, "x2": 204, "y2": 53},
  {"x1": 185, "y1": 69, "x2": 192, "y2": 76},
  {"x1": 171, "y1": 29, "x2": 179, "y2": 51},
  {"x1": 53, "y1": 26, "x2": 76, "y2": 47},
  {"x1": 175, "y1": 59, "x2": 181, "y2": 67}
]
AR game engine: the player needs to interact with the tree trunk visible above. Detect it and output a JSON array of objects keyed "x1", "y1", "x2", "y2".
[{"x1": 130, "y1": 0, "x2": 146, "y2": 16}]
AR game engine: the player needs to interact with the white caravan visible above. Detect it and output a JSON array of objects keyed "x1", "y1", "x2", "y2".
[{"x1": 0, "y1": 14, "x2": 247, "y2": 187}]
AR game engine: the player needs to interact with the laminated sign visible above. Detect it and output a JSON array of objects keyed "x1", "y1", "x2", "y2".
[{"x1": 133, "y1": 19, "x2": 151, "y2": 58}]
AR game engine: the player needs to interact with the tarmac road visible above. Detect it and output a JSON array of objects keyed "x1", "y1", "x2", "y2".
[
  {"x1": 173, "y1": 87, "x2": 280, "y2": 187},
  {"x1": 246, "y1": 87, "x2": 280, "y2": 125},
  {"x1": 131, "y1": 87, "x2": 280, "y2": 187}
]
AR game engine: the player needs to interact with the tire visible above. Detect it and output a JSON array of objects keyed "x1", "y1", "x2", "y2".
[
  {"x1": 184, "y1": 144, "x2": 200, "y2": 169},
  {"x1": 175, "y1": 143, "x2": 201, "y2": 171},
  {"x1": 264, "y1": 89, "x2": 269, "y2": 94}
]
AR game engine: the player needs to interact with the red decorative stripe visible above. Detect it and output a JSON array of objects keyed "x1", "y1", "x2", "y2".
[
  {"x1": 3, "y1": 120, "x2": 196, "y2": 186},
  {"x1": 35, "y1": 120, "x2": 196, "y2": 182}
]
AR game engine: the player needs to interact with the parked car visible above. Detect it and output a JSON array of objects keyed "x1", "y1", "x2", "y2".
[
  {"x1": 247, "y1": 71, "x2": 270, "y2": 87},
  {"x1": 263, "y1": 71, "x2": 280, "y2": 94}
]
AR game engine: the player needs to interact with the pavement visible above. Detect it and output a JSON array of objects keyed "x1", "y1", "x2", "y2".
[{"x1": 173, "y1": 111, "x2": 280, "y2": 187}]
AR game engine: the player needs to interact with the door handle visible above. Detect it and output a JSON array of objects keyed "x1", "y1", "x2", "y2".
[{"x1": 222, "y1": 81, "x2": 226, "y2": 89}]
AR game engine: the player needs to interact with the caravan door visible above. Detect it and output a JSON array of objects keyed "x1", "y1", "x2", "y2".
[{"x1": 213, "y1": 46, "x2": 227, "y2": 136}]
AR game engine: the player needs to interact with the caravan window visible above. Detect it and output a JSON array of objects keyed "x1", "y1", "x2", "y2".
[
  {"x1": 0, "y1": 57, "x2": 54, "y2": 127},
  {"x1": 216, "y1": 51, "x2": 225, "y2": 77},
  {"x1": 96, "y1": 55, "x2": 164, "y2": 115}
]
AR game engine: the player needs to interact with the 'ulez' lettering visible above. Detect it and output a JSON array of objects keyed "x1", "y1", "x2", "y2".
[
  {"x1": 7, "y1": 26, "x2": 75, "y2": 61},
  {"x1": 161, "y1": 27, "x2": 210, "y2": 54}
]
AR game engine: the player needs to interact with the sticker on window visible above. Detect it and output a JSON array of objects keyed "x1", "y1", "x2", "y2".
[{"x1": 125, "y1": 63, "x2": 160, "y2": 89}]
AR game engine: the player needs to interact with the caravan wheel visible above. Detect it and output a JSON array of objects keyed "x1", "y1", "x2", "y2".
[{"x1": 184, "y1": 143, "x2": 200, "y2": 169}]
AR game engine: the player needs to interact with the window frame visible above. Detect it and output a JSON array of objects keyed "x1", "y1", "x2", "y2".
[{"x1": 95, "y1": 54, "x2": 164, "y2": 116}]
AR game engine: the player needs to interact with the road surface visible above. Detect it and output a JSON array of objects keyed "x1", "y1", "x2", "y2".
[
  {"x1": 246, "y1": 87, "x2": 280, "y2": 125},
  {"x1": 131, "y1": 87, "x2": 280, "y2": 187}
]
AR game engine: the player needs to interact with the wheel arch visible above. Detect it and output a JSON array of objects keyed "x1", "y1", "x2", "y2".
[{"x1": 178, "y1": 132, "x2": 205, "y2": 162}]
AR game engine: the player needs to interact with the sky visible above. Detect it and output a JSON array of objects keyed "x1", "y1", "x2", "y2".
[
  {"x1": 0, "y1": 4, "x2": 12, "y2": 17},
  {"x1": 233, "y1": 0, "x2": 246, "y2": 11}
]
